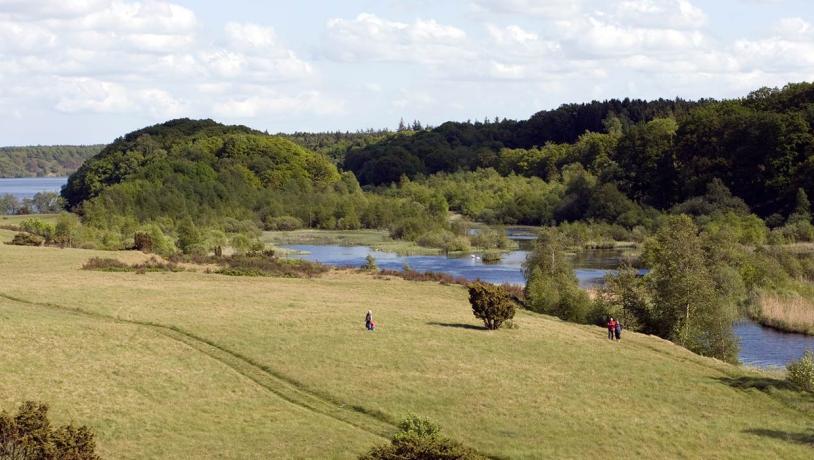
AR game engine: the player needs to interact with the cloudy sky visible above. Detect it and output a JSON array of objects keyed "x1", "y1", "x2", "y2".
[{"x1": 1, "y1": 0, "x2": 813, "y2": 145}]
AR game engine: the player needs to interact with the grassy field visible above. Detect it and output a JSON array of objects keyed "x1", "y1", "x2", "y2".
[
  {"x1": 263, "y1": 229, "x2": 445, "y2": 255},
  {"x1": 1, "y1": 243, "x2": 814, "y2": 458}
]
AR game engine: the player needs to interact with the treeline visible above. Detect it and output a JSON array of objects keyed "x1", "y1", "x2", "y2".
[
  {"x1": 58, "y1": 119, "x2": 453, "y2": 253},
  {"x1": 0, "y1": 145, "x2": 102, "y2": 177},
  {"x1": 345, "y1": 83, "x2": 814, "y2": 220},
  {"x1": 344, "y1": 98, "x2": 698, "y2": 185},
  {"x1": 279, "y1": 129, "x2": 393, "y2": 162}
]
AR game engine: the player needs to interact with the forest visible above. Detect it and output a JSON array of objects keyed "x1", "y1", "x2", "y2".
[
  {"x1": 344, "y1": 83, "x2": 814, "y2": 220},
  {"x1": 0, "y1": 145, "x2": 102, "y2": 177}
]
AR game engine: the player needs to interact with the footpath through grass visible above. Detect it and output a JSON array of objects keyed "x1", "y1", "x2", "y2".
[{"x1": 1, "y1": 243, "x2": 813, "y2": 458}]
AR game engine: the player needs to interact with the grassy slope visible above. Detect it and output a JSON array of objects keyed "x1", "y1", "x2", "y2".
[{"x1": 0, "y1": 244, "x2": 812, "y2": 458}]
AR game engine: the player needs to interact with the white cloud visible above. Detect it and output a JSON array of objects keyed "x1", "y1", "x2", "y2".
[
  {"x1": 213, "y1": 90, "x2": 344, "y2": 118},
  {"x1": 614, "y1": 0, "x2": 707, "y2": 29},
  {"x1": 324, "y1": 13, "x2": 471, "y2": 64},
  {"x1": 471, "y1": 0, "x2": 583, "y2": 18},
  {"x1": 0, "y1": 1, "x2": 315, "y2": 122}
]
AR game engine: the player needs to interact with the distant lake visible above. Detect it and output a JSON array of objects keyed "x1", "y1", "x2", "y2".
[{"x1": 0, "y1": 177, "x2": 68, "y2": 199}]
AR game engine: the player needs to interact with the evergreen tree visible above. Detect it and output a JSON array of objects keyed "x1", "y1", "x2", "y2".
[{"x1": 788, "y1": 188, "x2": 812, "y2": 224}]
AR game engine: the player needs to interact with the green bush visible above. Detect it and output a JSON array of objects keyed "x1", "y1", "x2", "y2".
[
  {"x1": 362, "y1": 254, "x2": 378, "y2": 271},
  {"x1": 787, "y1": 350, "x2": 814, "y2": 392},
  {"x1": 360, "y1": 415, "x2": 483, "y2": 460},
  {"x1": 19, "y1": 218, "x2": 55, "y2": 243},
  {"x1": 264, "y1": 215, "x2": 304, "y2": 231},
  {"x1": 0, "y1": 401, "x2": 100, "y2": 460},
  {"x1": 10, "y1": 232, "x2": 45, "y2": 247},
  {"x1": 468, "y1": 282, "x2": 516, "y2": 330}
]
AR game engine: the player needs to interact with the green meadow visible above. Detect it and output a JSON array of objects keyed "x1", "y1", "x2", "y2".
[{"x1": 1, "y1": 243, "x2": 813, "y2": 458}]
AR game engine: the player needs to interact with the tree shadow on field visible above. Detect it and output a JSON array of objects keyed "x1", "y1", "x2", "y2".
[
  {"x1": 715, "y1": 375, "x2": 797, "y2": 392},
  {"x1": 427, "y1": 321, "x2": 487, "y2": 331},
  {"x1": 743, "y1": 428, "x2": 814, "y2": 445}
]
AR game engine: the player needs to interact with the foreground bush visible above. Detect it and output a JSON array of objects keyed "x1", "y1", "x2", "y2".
[
  {"x1": 10, "y1": 232, "x2": 45, "y2": 247},
  {"x1": 0, "y1": 401, "x2": 99, "y2": 460},
  {"x1": 468, "y1": 282, "x2": 516, "y2": 330},
  {"x1": 787, "y1": 350, "x2": 814, "y2": 392},
  {"x1": 82, "y1": 256, "x2": 184, "y2": 273},
  {"x1": 360, "y1": 415, "x2": 483, "y2": 460},
  {"x1": 217, "y1": 253, "x2": 329, "y2": 278}
]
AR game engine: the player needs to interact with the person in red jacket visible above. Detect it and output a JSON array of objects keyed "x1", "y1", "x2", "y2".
[{"x1": 607, "y1": 317, "x2": 617, "y2": 340}]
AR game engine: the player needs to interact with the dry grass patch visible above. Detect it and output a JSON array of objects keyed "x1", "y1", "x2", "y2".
[{"x1": 755, "y1": 292, "x2": 814, "y2": 335}]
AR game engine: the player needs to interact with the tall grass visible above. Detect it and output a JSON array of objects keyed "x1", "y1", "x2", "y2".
[{"x1": 754, "y1": 292, "x2": 814, "y2": 335}]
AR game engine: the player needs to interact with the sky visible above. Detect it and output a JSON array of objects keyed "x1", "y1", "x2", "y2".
[{"x1": 1, "y1": 0, "x2": 813, "y2": 145}]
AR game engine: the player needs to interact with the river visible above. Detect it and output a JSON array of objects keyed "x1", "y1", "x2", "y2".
[
  {"x1": 0, "y1": 177, "x2": 67, "y2": 199},
  {"x1": 282, "y1": 243, "x2": 814, "y2": 369},
  {"x1": 2, "y1": 177, "x2": 812, "y2": 368}
]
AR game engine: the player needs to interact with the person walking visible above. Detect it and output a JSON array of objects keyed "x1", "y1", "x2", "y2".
[
  {"x1": 614, "y1": 320, "x2": 622, "y2": 341},
  {"x1": 365, "y1": 310, "x2": 374, "y2": 331},
  {"x1": 607, "y1": 317, "x2": 616, "y2": 340}
]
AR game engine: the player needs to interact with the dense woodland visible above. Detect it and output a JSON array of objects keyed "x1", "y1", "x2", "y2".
[
  {"x1": 0, "y1": 145, "x2": 102, "y2": 177},
  {"x1": 345, "y1": 83, "x2": 814, "y2": 220}
]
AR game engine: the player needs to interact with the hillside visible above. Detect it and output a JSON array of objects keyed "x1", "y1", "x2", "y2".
[
  {"x1": 344, "y1": 82, "x2": 814, "y2": 218},
  {"x1": 63, "y1": 119, "x2": 341, "y2": 221},
  {"x1": 0, "y1": 145, "x2": 102, "y2": 178},
  {"x1": 0, "y1": 243, "x2": 811, "y2": 458}
]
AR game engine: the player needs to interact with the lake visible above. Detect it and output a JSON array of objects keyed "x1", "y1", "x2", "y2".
[
  {"x1": 0, "y1": 177, "x2": 68, "y2": 199},
  {"x1": 282, "y1": 243, "x2": 814, "y2": 368}
]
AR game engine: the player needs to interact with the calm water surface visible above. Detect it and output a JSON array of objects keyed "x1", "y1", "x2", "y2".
[
  {"x1": 284, "y1": 243, "x2": 814, "y2": 368},
  {"x1": 0, "y1": 177, "x2": 67, "y2": 199}
]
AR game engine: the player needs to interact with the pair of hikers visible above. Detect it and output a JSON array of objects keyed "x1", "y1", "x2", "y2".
[
  {"x1": 607, "y1": 317, "x2": 622, "y2": 341},
  {"x1": 365, "y1": 310, "x2": 376, "y2": 331}
]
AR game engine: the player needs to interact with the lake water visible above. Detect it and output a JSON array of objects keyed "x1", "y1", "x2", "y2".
[
  {"x1": 0, "y1": 177, "x2": 68, "y2": 199},
  {"x1": 283, "y1": 243, "x2": 814, "y2": 368}
]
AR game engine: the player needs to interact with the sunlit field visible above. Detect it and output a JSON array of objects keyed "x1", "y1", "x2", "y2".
[{"x1": 1, "y1": 243, "x2": 813, "y2": 458}]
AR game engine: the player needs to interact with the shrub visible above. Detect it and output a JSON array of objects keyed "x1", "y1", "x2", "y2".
[
  {"x1": 19, "y1": 218, "x2": 55, "y2": 243},
  {"x1": 468, "y1": 282, "x2": 516, "y2": 330},
  {"x1": 133, "y1": 232, "x2": 153, "y2": 252},
  {"x1": 360, "y1": 415, "x2": 483, "y2": 460},
  {"x1": 362, "y1": 254, "x2": 378, "y2": 271},
  {"x1": 480, "y1": 251, "x2": 502, "y2": 264},
  {"x1": 787, "y1": 350, "x2": 814, "y2": 392},
  {"x1": 264, "y1": 215, "x2": 304, "y2": 231},
  {"x1": 0, "y1": 401, "x2": 100, "y2": 460},
  {"x1": 53, "y1": 212, "x2": 81, "y2": 247},
  {"x1": 82, "y1": 257, "x2": 184, "y2": 273},
  {"x1": 10, "y1": 232, "x2": 45, "y2": 246},
  {"x1": 217, "y1": 253, "x2": 329, "y2": 278},
  {"x1": 82, "y1": 257, "x2": 130, "y2": 271}
]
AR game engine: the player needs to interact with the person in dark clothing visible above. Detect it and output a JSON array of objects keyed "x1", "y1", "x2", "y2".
[
  {"x1": 365, "y1": 310, "x2": 374, "y2": 331},
  {"x1": 614, "y1": 320, "x2": 622, "y2": 341},
  {"x1": 607, "y1": 317, "x2": 616, "y2": 340}
]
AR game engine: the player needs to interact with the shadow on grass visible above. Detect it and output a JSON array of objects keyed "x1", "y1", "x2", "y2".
[
  {"x1": 715, "y1": 376, "x2": 796, "y2": 392},
  {"x1": 427, "y1": 321, "x2": 487, "y2": 331},
  {"x1": 743, "y1": 428, "x2": 814, "y2": 445}
]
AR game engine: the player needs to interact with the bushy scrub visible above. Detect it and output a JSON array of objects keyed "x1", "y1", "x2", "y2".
[
  {"x1": 360, "y1": 415, "x2": 483, "y2": 460},
  {"x1": 468, "y1": 282, "x2": 516, "y2": 330},
  {"x1": 264, "y1": 215, "x2": 304, "y2": 231},
  {"x1": 10, "y1": 232, "x2": 45, "y2": 246},
  {"x1": 0, "y1": 401, "x2": 99, "y2": 460},
  {"x1": 591, "y1": 265, "x2": 650, "y2": 331},
  {"x1": 362, "y1": 254, "x2": 377, "y2": 271},
  {"x1": 523, "y1": 228, "x2": 591, "y2": 322},
  {"x1": 786, "y1": 350, "x2": 814, "y2": 392}
]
